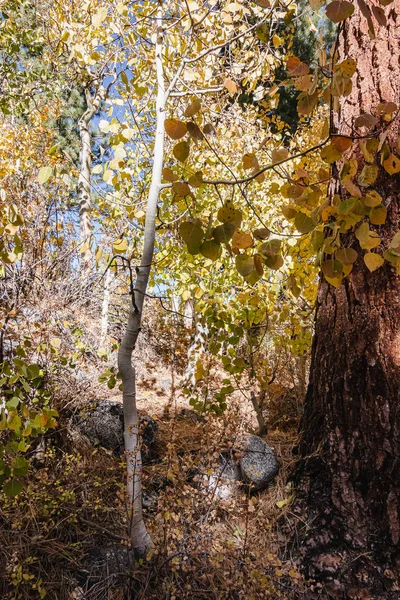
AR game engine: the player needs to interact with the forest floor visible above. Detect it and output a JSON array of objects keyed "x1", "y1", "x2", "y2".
[{"x1": 0, "y1": 346, "x2": 322, "y2": 599}]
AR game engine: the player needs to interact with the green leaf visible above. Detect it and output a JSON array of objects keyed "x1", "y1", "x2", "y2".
[
  {"x1": 235, "y1": 254, "x2": 254, "y2": 277},
  {"x1": 179, "y1": 221, "x2": 204, "y2": 245},
  {"x1": 295, "y1": 213, "x2": 315, "y2": 234},
  {"x1": 3, "y1": 478, "x2": 23, "y2": 497},
  {"x1": 38, "y1": 167, "x2": 53, "y2": 185},
  {"x1": 213, "y1": 223, "x2": 235, "y2": 244},
  {"x1": 199, "y1": 240, "x2": 221, "y2": 260},
  {"x1": 258, "y1": 239, "x2": 281, "y2": 256},
  {"x1": 338, "y1": 197, "x2": 357, "y2": 214},
  {"x1": 173, "y1": 141, "x2": 190, "y2": 162}
]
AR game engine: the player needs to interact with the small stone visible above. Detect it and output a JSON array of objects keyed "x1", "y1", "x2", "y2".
[{"x1": 238, "y1": 434, "x2": 279, "y2": 491}]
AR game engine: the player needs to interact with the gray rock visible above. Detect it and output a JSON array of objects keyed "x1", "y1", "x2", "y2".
[
  {"x1": 238, "y1": 434, "x2": 279, "y2": 491},
  {"x1": 205, "y1": 456, "x2": 241, "y2": 500},
  {"x1": 73, "y1": 400, "x2": 158, "y2": 463}
]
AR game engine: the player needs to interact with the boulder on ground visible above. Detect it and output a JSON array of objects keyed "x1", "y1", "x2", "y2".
[
  {"x1": 72, "y1": 400, "x2": 158, "y2": 463},
  {"x1": 238, "y1": 434, "x2": 279, "y2": 491}
]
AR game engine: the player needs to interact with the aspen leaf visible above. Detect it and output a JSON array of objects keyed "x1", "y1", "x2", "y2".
[
  {"x1": 173, "y1": 141, "x2": 190, "y2": 162},
  {"x1": 165, "y1": 119, "x2": 187, "y2": 140},
  {"x1": 231, "y1": 230, "x2": 253, "y2": 249},
  {"x1": 295, "y1": 213, "x2": 315, "y2": 234},
  {"x1": 38, "y1": 166, "x2": 53, "y2": 184},
  {"x1": 326, "y1": 1, "x2": 354, "y2": 22},
  {"x1": 187, "y1": 121, "x2": 204, "y2": 140},
  {"x1": 253, "y1": 228, "x2": 270, "y2": 240},
  {"x1": 294, "y1": 74, "x2": 313, "y2": 92},
  {"x1": 332, "y1": 136, "x2": 352, "y2": 152},
  {"x1": 50, "y1": 337, "x2": 61, "y2": 349},
  {"x1": 297, "y1": 91, "x2": 319, "y2": 116},
  {"x1": 365, "y1": 190, "x2": 382, "y2": 207},
  {"x1": 200, "y1": 240, "x2": 221, "y2": 260},
  {"x1": 355, "y1": 222, "x2": 370, "y2": 243},
  {"x1": 259, "y1": 239, "x2": 281, "y2": 256},
  {"x1": 253, "y1": 0, "x2": 270, "y2": 7},
  {"x1": 364, "y1": 252, "x2": 384, "y2": 272},
  {"x1": 309, "y1": 0, "x2": 324, "y2": 9},
  {"x1": 188, "y1": 171, "x2": 203, "y2": 188},
  {"x1": 184, "y1": 98, "x2": 201, "y2": 117},
  {"x1": 113, "y1": 238, "x2": 128, "y2": 253},
  {"x1": 213, "y1": 223, "x2": 235, "y2": 244},
  {"x1": 179, "y1": 221, "x2": 204, "y2": 245},
  {"x1": 254, "y1": 254, "x2": 264, "y2": 276},
  {"x1": 322, "y1": 259, "x2": 343, "y2": 278},
  {"x1": 264, "y1": 254, "x2": 284, "y2": 270},
  {"x1": 370, "y1": 205, "x2": 387, "y2": 225},
  {"x1": 162, "y1": 167, "x2": 178, "y2": 182},
  {"x1": 390, "y1": 231, "x2": 400, "y2": 251},
  {"x1": 336, "y1": 58, "x2": 357, "y2": 78},
  {"x1": 359, "y1": 164, "x2": 378, "y2": 186},
  {"x1": 244, "y1": 270, "x2": 262, "y2": 285},
  {"x1": 321, "y1": 144, "x2": 342, "y2": 164},
  {"x1": 335, "y1": 248, "x2": 358, "y2": 264},
  {"x1": 92, "y1": 164, "x2": 103, "y2": 175},
  {"x1": 325, "y1": 274, "x2": 343, "y2": 288},
  {"x1": 361, "y1": 235, "x2": 381, "y2": 250},
  {"x1": 236, "y1": 254, "x2": 254, "y2": 277},
  {"x1": 376, "y1": 102, "x2": 397, "y2": 116},
  {"x1": 355, "y1": 114, "x2": 378, "y2": 128},
  {"x1": 224, "y1": 78, "x2": 238, "y2": 94},
  {"x1": 243, "y1": 153, "x2": 259, "y2": 170},
  {"x1": 203, "y1": 123, "x2": 215, "y2": 135},
  {"x1": 172, "y1": 182, "x2": 191, "y2": 197},
  {"x1": 3, "y1": 479, "x2": 23, "y2": 497},
  {"x1": 372, "y1": 5, "x2": 386, "y2": 25},
  {"x1": 383, "y1": 153, "x2": 400, "y2": 175},
  {"x1": 344, "y1": 179, "x2": 362, "y2": 198},
  {"x1": 217, "y1": 201, "x2": 236, "y2": 224},
  {"x1": 272, "y1": 148, "x2": 289, "y2": 163},
  {"x1": 282, "y1": 205, "x2": 297, "y2": 219},
  {"x1": 287, "y1": 56, "x2": 309, "y2": 77},
  {"x1": 92, "y1": 7, "x2": 108, "y2": 27}
]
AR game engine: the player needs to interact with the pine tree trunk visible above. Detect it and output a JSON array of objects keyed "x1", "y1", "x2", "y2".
[{"x1": 293, "y1": 3, "x2": 400, "y2": 595}]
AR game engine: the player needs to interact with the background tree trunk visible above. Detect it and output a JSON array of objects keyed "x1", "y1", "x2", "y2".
[{"x1": 292, "y1": 3, "x2": 400, "y2": 596}]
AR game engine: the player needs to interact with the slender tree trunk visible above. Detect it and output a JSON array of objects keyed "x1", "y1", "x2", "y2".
[
  {"x1": 293, "y1": 3, "x2": 400, "y2": 595},
  {"x1": 117, "y1": 5, "x2": 165, "y2": 557},
  {"x1": 99, "y1": 267, "x2": 111, "y2": 350},
  {"x1": 77, "y1": 86, "x2": 105, "y2": 267}
]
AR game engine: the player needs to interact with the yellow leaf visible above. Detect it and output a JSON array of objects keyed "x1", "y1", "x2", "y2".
[
  {"x1": 383, "y1": 153, "x2": 400, "y2": 175},
  {"x1": 38, "y1": 166, "x2": 53, "y2": 184},
  {"x1": 364, "y1": 252, "x2": 384, "y2": 272},
  {"x1": 92, "y1": 7, "x2": 108, "y2": 27},
  {"x1": 370, "y1": 205, "x2": 387, "y2": 225}
]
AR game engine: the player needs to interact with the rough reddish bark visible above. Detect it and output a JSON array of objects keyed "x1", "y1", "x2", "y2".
[{"x1": 292, "y1": 3, "x2": 400, "y2": 597}]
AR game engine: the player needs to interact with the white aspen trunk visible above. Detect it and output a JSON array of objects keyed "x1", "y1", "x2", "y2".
[
  {"x1": 99, "y1": 267, "x2": 111, "y2": 350},
  {"x1": 78, "y1": 87, "x2": 105, "y2": 267},
  {"x1": 117, "y1": 5, "x2": 165, "y2": 558}
]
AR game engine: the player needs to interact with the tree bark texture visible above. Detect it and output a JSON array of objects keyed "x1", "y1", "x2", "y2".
[{"x1": 293, "y1": 3, "x2": 400, "y2": 596}]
